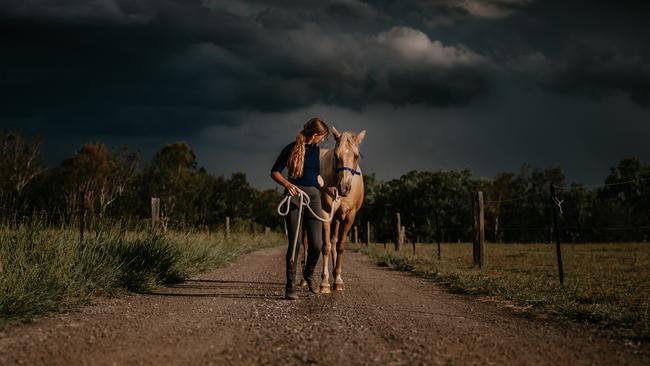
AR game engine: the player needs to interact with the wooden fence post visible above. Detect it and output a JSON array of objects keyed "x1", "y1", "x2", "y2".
[
  {"x1": 411, "y1": 222, "x2": 416, "y2": 255},
  {"x1": 473, "y1": 191, "x2": 485, "y2": 268},
  {"x1": 151, "y1": 197, "x2": 160, "y2": 229},
  {"x1": 479, "y1": 191, "x2": 485, "y2": 267},
  {"x1": 354, "y1": 226, "x2": 358, "y2": 244},
  {"x1": 400, "y1": 226, "x2": 406, "y2": 252},
  {"x1": 473, "y1": 195, "x2": 478, "y2": 263},
  {"x1": 550, "y1": 184, "x2": 565, "y2": 285},
  {"x1": 395, "y1": 212, "x2": 402, "y2": 251},
  {"x1": 225, "y1": 216, "x2": 230, "y2": 239},
  {"x1": 435, "y1": 209, "x2": 441, "y2": 260},
  {"x1": 366, "y1": 221, "x2": 371, "y2": 247},
  {"x1": 265, "y1": 226, "x2": 270, "y2": 235},
  {"x1": 412, "y1": 234, "x2": 416, "y2": 255}
]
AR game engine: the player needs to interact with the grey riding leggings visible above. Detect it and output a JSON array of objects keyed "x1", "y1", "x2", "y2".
[{"x1": 284, "y1": 185, "x2": 323, "y2": 286}]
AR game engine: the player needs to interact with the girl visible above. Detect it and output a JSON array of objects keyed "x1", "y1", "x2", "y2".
[{"x1": 270, "y1": 117, "x2": 329, "y2": 300}]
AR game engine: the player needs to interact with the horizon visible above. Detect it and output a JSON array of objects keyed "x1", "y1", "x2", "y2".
[{"x1": 24, "y1": 133, "x2": 643, "y2": 190}]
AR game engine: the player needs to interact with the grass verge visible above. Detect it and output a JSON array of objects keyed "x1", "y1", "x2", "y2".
[
  {"x1": 353, "y1": 242, "x2": 649, "y2": 341},
  {"x1": 0, "y1": 222, "x2": 283, "y2": 329}
]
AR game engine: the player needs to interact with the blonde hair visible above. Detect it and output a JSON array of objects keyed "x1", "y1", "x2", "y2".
[{"x1": 287, "y1": 117, "x2": 329, "y2": 179}]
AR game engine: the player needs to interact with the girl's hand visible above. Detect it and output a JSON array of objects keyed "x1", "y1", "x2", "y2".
[
  {"x1": 317, "y1": 175, "x2": 324, "y2": 188},
  {"x1": 286, "y1": 183, "x2": 299, "y2": 196}
]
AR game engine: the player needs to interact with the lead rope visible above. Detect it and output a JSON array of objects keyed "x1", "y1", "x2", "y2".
[{"x1": 277, "y1": 188, "x2": 339, "y2": 271}]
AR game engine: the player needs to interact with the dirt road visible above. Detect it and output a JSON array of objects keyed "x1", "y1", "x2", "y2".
[{"x1": 0, "y1": 246, "x2": 647, "y2": 365}]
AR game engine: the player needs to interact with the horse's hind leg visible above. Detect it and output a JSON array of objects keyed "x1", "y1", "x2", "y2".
[{"x1": 320, "y1": 220, "x2": 333, "y2": 294}]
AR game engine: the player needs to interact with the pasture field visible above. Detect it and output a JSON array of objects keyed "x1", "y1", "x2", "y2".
[
  {"x1": 353, "y1": 242, "x2": 650, "y2": 340},
  {"x1": 0, "y1": 220, "x2": 283, "y2": 328}
]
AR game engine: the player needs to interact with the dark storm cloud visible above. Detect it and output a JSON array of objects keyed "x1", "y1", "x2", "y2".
[
  {"x1": 543, "y1": 44, "x2": 650, "y2": 107},
  {"x1": 362, "y1": 0, "x2": 533, "y2": 30},
  {"x1": 0, "y1": 0, "x2": 492, "y2": 138},
  {"x1": 361, "y1": 0, "x2": 650, "y2": 108},
  {"x1": 531, "y1": 2, "x2": 650, "y2": 107},
  {"x1": 449, "y1": 0, "x2": 650, "y2": 107},
  {"x1": 1, "y1": 0, "x2": 230, "y2": 136},
  {"x1": 2, "y1": 0, "x2": 649, "y2": 188},
  {"x1": 325, "y1": 0, "x2": 378, "y2": 19}
]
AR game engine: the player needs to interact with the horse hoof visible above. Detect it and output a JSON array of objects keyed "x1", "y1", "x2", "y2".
[
  {"x1": 320, "y1": 285, "x2": 332, "y2": 294},
  {"x1": 299, "y1": 279, "x2": 307, "y2": 287},
  {"x1": 334, "y1": 283, "x2": 344, "y2": 291}
]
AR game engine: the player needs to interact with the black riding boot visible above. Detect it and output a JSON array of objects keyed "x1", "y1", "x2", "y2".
[
  {"x1": 285, "y1": 267, "x2": 298, "y2": 300},
  {"x1": 302, "y1": 267, "x2": 319, "y2": 294}
]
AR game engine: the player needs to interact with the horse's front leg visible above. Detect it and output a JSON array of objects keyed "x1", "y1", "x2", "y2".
[
  {"x1": 334, "y1": 211, "x2": 356, "y2": 291},
  {"x1": 330, "y1": 219, "x2": 341, "y2": 286},
  {"x1": 320, "y1": 219, "x2": 333, "y2": 294}
]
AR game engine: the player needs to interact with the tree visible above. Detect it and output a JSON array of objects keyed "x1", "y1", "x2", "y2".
[
  {"x1": 363, "y1": 169, "x2": 475, "y2": 244},
  {"x1": 224, "y1": 172, "x2": 256, "y2": 220},
  {"x1": 140, "y1": 141, "x2": 198, "y2": 222},
  {"x1": 252, "y1": 188, "x2": 284, "y2": 230},
  {"x1": 485, "y1": 172, "x2": 515, "y2": 243},
  {"x1": 60, "y1": 143, "x2": 139, "y2": 218},
  {"x1": 103, "y1": 147, "x2": 139, "y2": 216},
  {"x1": 597, "y1": 157, "x2": 650, "y2": 241},
  {"x1": 560, "y1": 183, "x2": 594, "y2": 243},
  {"x1": 0, "y1": 130, "x2": 46, "y2": 207}
]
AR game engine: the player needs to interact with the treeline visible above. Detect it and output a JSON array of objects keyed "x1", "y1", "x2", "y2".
[
  {"x1": 0, "y1": 131, "x2": 284, "y2": 231},
  {"x1": 2, "y1": 130, "x2": 648, "y2": 242},
  {"x1": 358, "y1": 159, "x2": 650, "y2": 243}
]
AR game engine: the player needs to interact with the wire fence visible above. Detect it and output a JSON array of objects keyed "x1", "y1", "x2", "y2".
[
  {"x1": 362, "y1": 178, "x2": 650, "y2": 242},
  {"x1": 352, "y1": 176, "x2": 649, "y2": 283},
  {"x1": 0, "y1": 195, "x2": 275, "y2": 245}
]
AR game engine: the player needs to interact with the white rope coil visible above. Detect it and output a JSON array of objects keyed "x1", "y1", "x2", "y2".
[
  {"x1": 277, "y1": 189, "x2": 335, "y2": 222},
  {"x1": 277, "y1": 188, "x2": 338, "y2": 270}
]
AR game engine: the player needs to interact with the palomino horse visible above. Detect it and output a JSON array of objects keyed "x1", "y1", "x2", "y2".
[{"x1": 317, "y1": 127, "x2": 365, "y2": 293}]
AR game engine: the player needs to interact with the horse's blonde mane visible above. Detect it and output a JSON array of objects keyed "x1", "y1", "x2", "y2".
[{"x1": 336, "y1": 131, "x2": 360, "y2": 155}]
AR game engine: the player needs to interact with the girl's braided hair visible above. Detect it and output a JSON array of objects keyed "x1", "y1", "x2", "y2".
[{"x1": 287, "y1": 117, "x2": 329, "y2": 178}]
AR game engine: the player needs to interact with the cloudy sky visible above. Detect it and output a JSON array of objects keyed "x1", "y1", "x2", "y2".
[{"x1": 2, "y1": 0, "x2": 649, "y2": 188}]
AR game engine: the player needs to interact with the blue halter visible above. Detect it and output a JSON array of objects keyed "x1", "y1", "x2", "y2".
[
  {"x1": 336, "y1": 166, "x2": 361, "y2": 176},
  {"x1": 334, "y1": 146, "x2": 363, "y2": 176}
]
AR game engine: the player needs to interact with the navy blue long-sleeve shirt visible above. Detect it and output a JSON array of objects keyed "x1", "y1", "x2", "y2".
[{"x1": 271, "y1": 142, "x2": 320, "y2": 187}]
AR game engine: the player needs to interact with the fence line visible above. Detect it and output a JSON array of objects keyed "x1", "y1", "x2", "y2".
[
  {"x1": 554, "y1": 176, "x2": 650, "y2": 190},
  {"x1": 371, "y1": 177, "x2": 649, "y2": 284},
  {"x1": 486, "y1": 191, "x2": 546, "y2": 204}
]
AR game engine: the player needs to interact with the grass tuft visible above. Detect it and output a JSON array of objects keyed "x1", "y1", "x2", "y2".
[{"x1": 0, "y1": 222, "x2": 283, "y2": 328}]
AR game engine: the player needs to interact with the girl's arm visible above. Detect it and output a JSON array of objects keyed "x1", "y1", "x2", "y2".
[{"x1": 271, "y1": 171, "x2": 299, "y2": 196}]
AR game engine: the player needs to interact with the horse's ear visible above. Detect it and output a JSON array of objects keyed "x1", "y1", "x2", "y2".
[
  {"x1": 356, "y1": 130, "x2": 366, "y2": 144},
  {"x1": 331, "y1": 126, "x2": 341, "y2": 140}
]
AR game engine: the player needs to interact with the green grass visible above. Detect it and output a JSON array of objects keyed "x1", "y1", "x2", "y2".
[
  {"x1": 0, "y1": 221, "x2": 283, "y2": 328},
  {"x1": 354, "y1": 242, "x2": 650, "y2": 340}
]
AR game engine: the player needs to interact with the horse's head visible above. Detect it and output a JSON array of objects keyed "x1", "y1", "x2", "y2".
[{"x1": 332, "y1": 126, "x2": 366, "y2": 197}]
